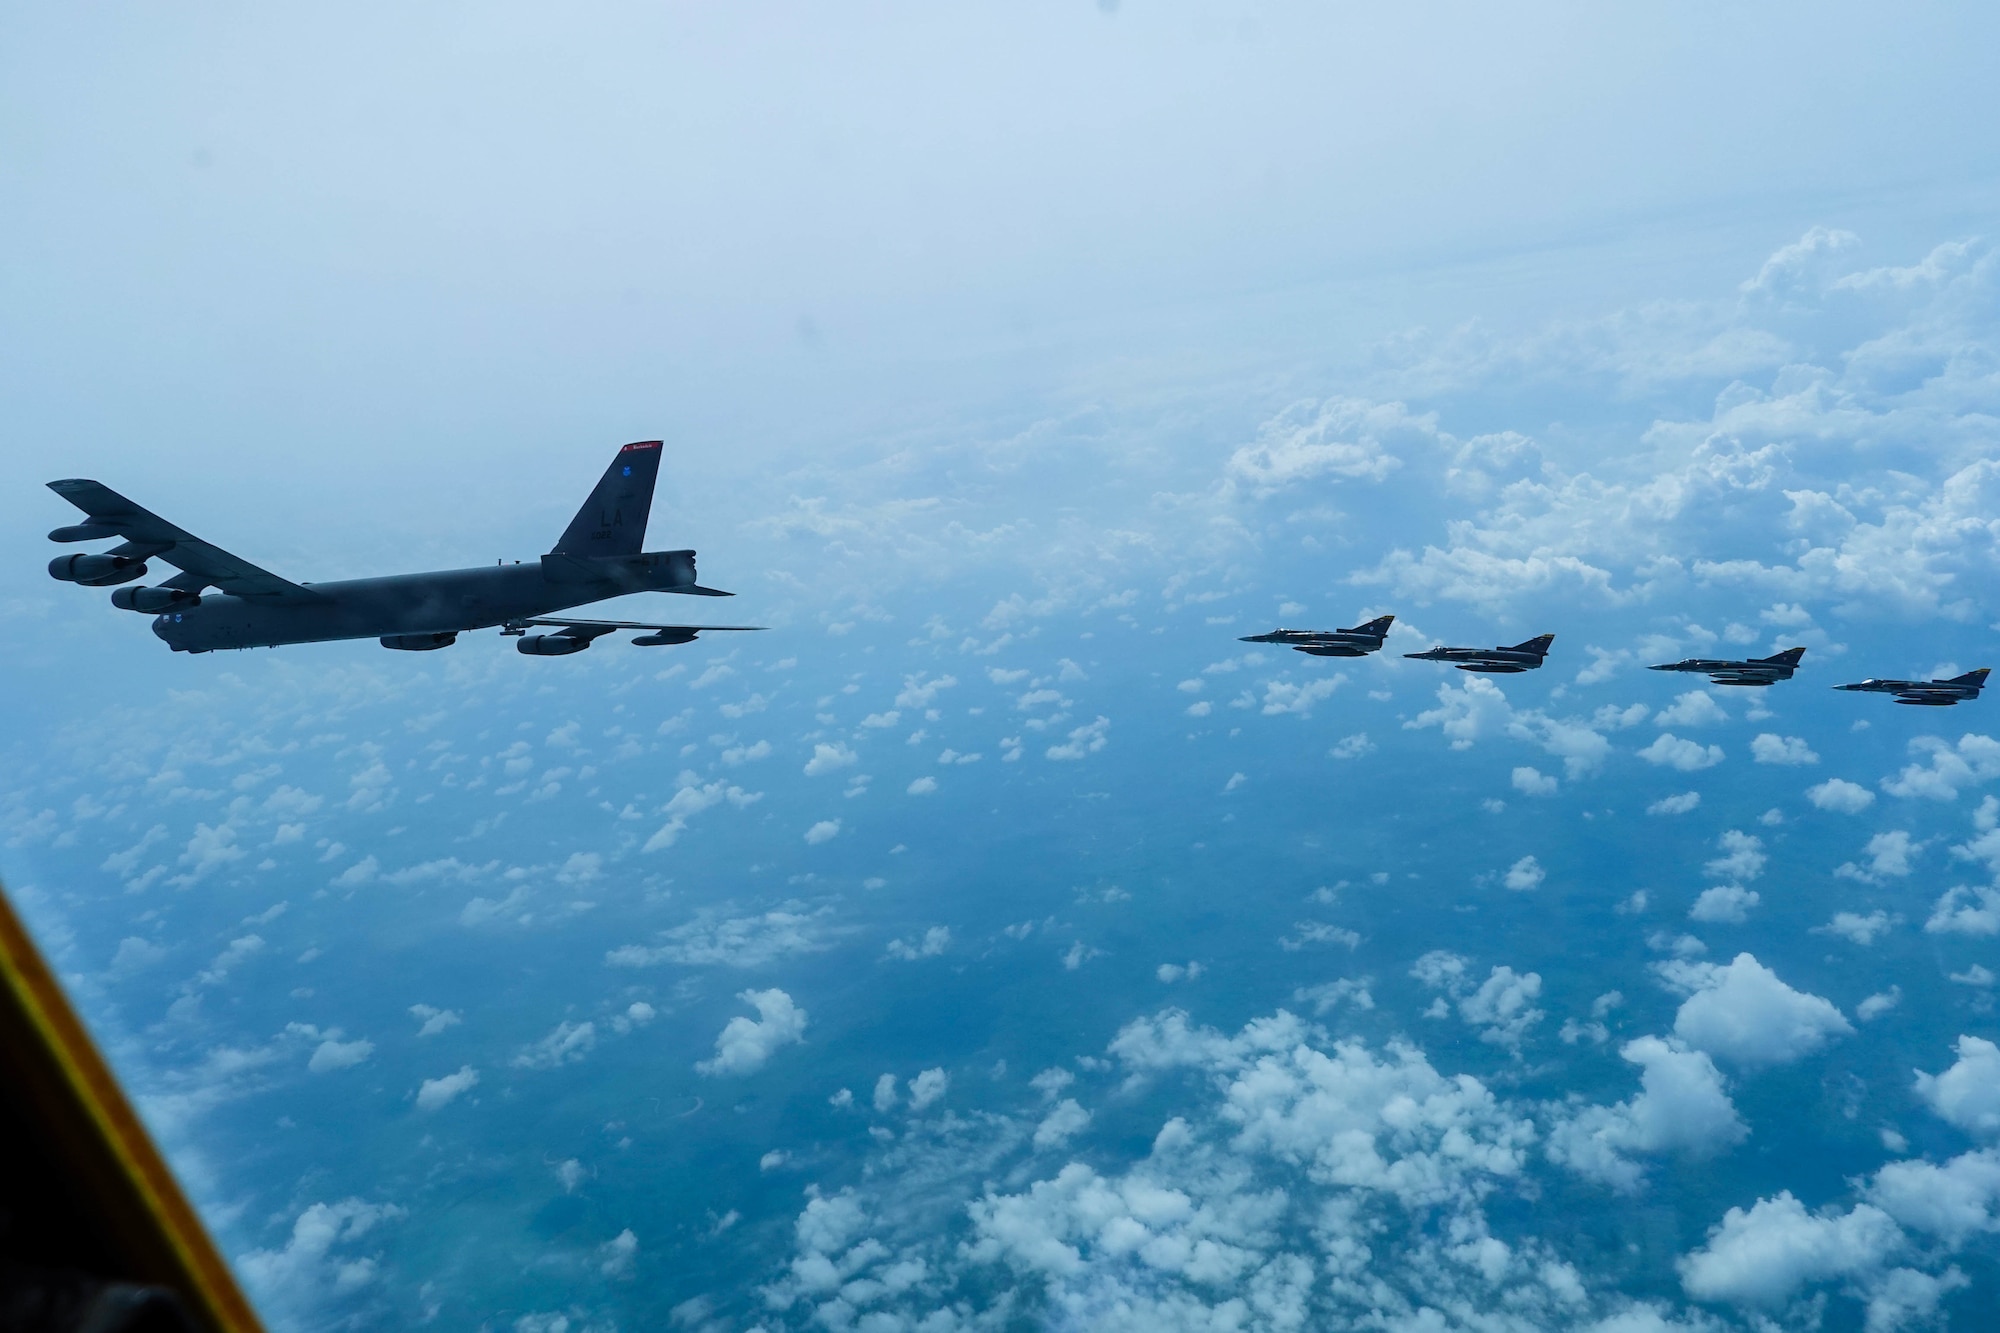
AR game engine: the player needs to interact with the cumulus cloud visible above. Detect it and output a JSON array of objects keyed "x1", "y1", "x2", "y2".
[
  {"x1": 416, "y1": 1066, "x2": 478, "y2": 1111},
  {"x1": 1688, "y1": 886, "x2": 1759, "y2": 924},
  {"x1": 1548, "y1": 1037, "x2": 1746, "y2": 1191},
  {"x1": 1814, "y1": 911, "x2": 1895, "y2": 946},
  {"x1": 1915, "y1": 1036, "x2": 2000, "y2": 1140},
  {"x1": 1032, "y1": 1098, "x2": 1091, "y2": 1149},
  {"x1": 1836, "y1": 830, "x2": 1921, "y2": 883},
  {"x1": 1660, "y1": 953, "x2": 1851, "y2": 1068},
  {"x1": 803, "y1": 743, "x2": 860, "y2": 777},
  {"x1": 607, "y1": 905, "x2": 843, "y2": 968},
  {"x1": 696, "y1": 989, "x2": 807, "y2": 1077},
  {"x1": 513, "y1": 1020, "x2": 595, "y2": 1070},
  {"x1": 1751, "y1": 733, "x2": 1818, "y2": 765},
  {"x1": 1647, "y1": 791, "x2": 1701, "y2": 816},
  {"x1": 1655, "y1": 692, "x2": 1727, "y2": 728},
  {"x1": 1807, "y1": 778, "x2": 1875, "y2": 813},
  {"x1": 1703, "y1": 830, "x2": 1766, "y2": 881},
  {"x1": 1883, "y1": 734, "x2": 2000, "y2": 801},
  {"x1": 1638, "y1": 734, "x2": 1724, "y2": 771},
  {"x1": 906, "y1": 1068, "x2": 949, "y2": 1112},
  {"x1": 1923, "y1": 884, "x2": 2000, "y2": 936},
  {"x1": 804, "y1": 819, "x2": 841, "y2": 845},
  {"x1": 1677, "y1": 1192, "x2": 1903, "y2": 1309},
  {"x1": 307, "y1": 1037, "x2": 374, "y2": 1074},
  {"x1": 1045, "y1": 716, "x2": 1110, "y2": 761},
  {"x1": 237, "y1": 1199, "x2": 404, "y2": 1317},
  {"x1": 1503, "y1": 855, "x2": 1546, "y2": 891},
  {"x1": 1512, "y1": 766, "x2": 1557, "y2": 797},
  {"x1": 1225, "y1": 395, "x2": 1413, "y2": 494},
  {"x1": 642, "y1": 775, "x2": 761, "y2": 851}
]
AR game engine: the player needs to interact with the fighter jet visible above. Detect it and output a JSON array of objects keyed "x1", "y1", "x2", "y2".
[
  {"x1": 1649, "y1": 646, "x2": 1805, "y2": 687},
  {"x1": 46, "y1": 441, "x2": 764, "y2": 656},
  {"x1": 1834, "y1": 668, "x2": 1989, "y2": 707},
  {"x1": 1239, "y1": 615, "x2": 1394, "y2": 657},
  {"x1": 1405, "y1": 633, "x2": 1554, "y2": 674}
]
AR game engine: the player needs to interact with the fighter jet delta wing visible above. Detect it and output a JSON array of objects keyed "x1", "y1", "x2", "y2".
[
  {"x1": 1835, "y1": 668, "x2": 1989, "y2": 706},
  {"x1": 1405, "y1": 633, "x2": 1554, "y2": 674},
  {"x1": 1240, "y1": 614, "x2": 1394, "y2": 657},
  {"x1": 45, "y1": 479, "x2": 324, "y2": 604},
  {"x1": 1649, "y1": 646, "x2": 1805, "y2": 687},
  {"x1": 505, "y1": 617, "x2": 766, "y2": 657}
]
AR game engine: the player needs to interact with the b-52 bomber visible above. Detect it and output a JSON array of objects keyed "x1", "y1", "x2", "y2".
[
  {"x1": 1649, "y1": 646, "x2": 1805, "y2": 687},
  {"x1": 46, "y1": 441, "x2": 763, "y2": 657},
  {"x1": 1405, "y1": 633, "x2": 1554, "y2": 674},
  {"x1": 1239, "y1": 615, "x2": 1394, "y2": 657},
  {"x1": 1835, "y1": 668, "x2": 1989, "y2": 707}
]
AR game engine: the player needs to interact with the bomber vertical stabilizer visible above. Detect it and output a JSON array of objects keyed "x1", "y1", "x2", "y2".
[{"x1": 553, "y1": 441, "x2": 663, "y2": 558}]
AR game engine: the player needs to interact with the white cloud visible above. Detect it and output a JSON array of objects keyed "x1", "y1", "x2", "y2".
[
  {"x1": 906, "y1": 775, "x2": 938, "y2": 795},
  {"x1": 907, "y1": 1068, "x2": 948, "y2": 1111},
  {"x1": 1882, "y1": 734, "x2": 2000, "y2": 801},
  {"x1": 1655, "y1": 692, "x2": 1727, "y2": 728},
  {"x1": 1837, "y1": 830, "x2": 1921, "y2": 883},
  {"x1": 1647, "y1": 791, "x2": 1701, "y2": 816},
  {"x1": 1512, "y1": 766, "x2": 1557, "y2": 797},
  {"x1": 873, "y1": 1073, "x2": 899, "y2": 1113},
  {"x1": 1548, "y1": 1036, "x2": 1746, "y2": 1191},
  {"x1": 1504, "y1": 855, "x2": 1546, "y2": 891},
  {"x1": 1033, "y1": 1098, "x2": 1091, "y2": 1149},
  {"x1": 1224, "y1": 395, "x2": 1412, "y2": 494},
  {"x1": 513, "y1": 1020, "x2": 596, "y2": 1070},
  {"x1": 1677, "y1": 1192, "x2": 1903, "y2": 1309},
  {"x1": 236, "y1": 1199, "x2": 404, "y2": 1315},
  {"x1": 1045, "y1": 716, "x2": 1109, "y2": 761},
  {"x1": 1662, "y1": 953, "x2": 1852, "y2": 1068},
  {"x1": 642, "y1": 775, "x2": 761, "y2": 851},
  {"x1": 1688, "y1": 886, "x2": 1759, "y2": 924},
  {"x1": 1856, "y1": 988, "x2": 1901, "y2": 1021},
  {"x1": 1915, "y1": 1036, "x2": 2000, "y2": 1140},
  {"x1": 599, "y1": 1229, "x2": 638, "y2": 1278},
  {"x1": 1703, "y1": 830, "x2": 1766, "y2": 881},
  {"x1": 307, "y1": 1038, "x2": 374, "y2": 1074},
  {"x1": 1329, "y1": 732, "x2": 1374, "y2": 759},
  {"x1": 1751, "y1": 733, "x2": 1819, "y2": 765},
  {"x1": 416, "y1": 1065, "x2": 479, "y2": 1111},
  {"x1": 1923, "y1": 884, "x2": 2000, "y2": 936},
  {"x1": 1257, "y1": 676, "x2": 1344, "y2": 716},
  {"x1": 895, "y1": 673, "x2": 958, "y2": 709},
  {"x1": 885, "y1": 926, "x2": 951, "y2": 961},
  {"x1": 1807, "y1": 778, "x2": 1875, "y2": 813},
  {"x1": 696, "y1": 989, "x2": 807, "y2": 1077},
  {"x1": 804, "y1": 742, "x2": 860, "y2": 777},
  {"x1": 1638, "y1": 733, "x2": 1724, "y2": 771},
  {"x1": 608, "y1": 906, "x2": 842, "y2": 968},
  {"x1": 804, "y1": 819, "x2": 841, "y2": 845},
  {"x1": 1815, "y1": 911, "x2": 1895, "y2": 946}
]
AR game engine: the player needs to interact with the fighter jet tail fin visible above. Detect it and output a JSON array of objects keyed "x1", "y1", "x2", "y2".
[
  {"x1": 1760, "y1": 647, "x2": 1808, "y2": 666},
  {"x1": 1509, "y1": 633, "x2": 1555, "y2": 654},
  {"x1": 552, "y1": 441, "x2": 662, "y2": 558},
  {"x1": 1348, "y1": 615, "x2": 1395, "y2": 637},
  {"x1": 1949, "y1": 668, "x2": 1991, "y2": 686}
]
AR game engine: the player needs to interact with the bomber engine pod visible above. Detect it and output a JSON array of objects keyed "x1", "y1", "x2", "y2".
[
  {"x1": 48, "y1": 553, "x2": 147, "y2": 586},
  {"x1": 380, "y1": 632, "x2": 458, "y2": 651},
  {"x1": 517, "y1": 633, "x2": 589, "y2": 656},
  {"x1": 110, "y1": 586, "x2": 201, "y2": 613}
]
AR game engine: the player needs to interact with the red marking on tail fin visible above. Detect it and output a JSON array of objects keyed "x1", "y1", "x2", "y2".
[{"x1": 621, "y1": 440, "x2": 663, "y2": 452}]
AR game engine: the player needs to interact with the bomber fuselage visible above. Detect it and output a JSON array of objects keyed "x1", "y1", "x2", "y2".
[{"x1": 152, "y1": 551, "x2": 700, "y2": 653}]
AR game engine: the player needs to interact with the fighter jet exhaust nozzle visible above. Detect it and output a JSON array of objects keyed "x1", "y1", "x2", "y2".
[
  {"x1": 109, "y1": 586, "x2": 201, "y2": 613},
  {"x1": 380, "y1": 632, "x2": 458, "y2": 651},
  {"x1": 517, "y1": 634, "x2": 589, "y2": 656},
  {"x1": 48, "y1": 553, "x2": 147, "y2": 586}
]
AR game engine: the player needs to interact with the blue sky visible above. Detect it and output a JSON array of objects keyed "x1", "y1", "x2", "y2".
[{"x1": 4, "y1": 5, "x2": 2000, "y2": 1331}]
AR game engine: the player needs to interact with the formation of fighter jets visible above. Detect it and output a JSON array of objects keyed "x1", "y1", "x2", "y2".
[{"x1": 1241, "y1": 616, "x2": 1989, "y2": 706}]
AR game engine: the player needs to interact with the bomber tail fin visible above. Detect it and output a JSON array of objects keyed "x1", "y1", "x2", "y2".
[{"x1": 552, "y1": 442, "x2": 662, "y2": 558}]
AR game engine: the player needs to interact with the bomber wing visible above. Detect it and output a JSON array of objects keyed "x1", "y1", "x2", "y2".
[{"x1": 46, "y1": 479, "x2": 323, "y2": 603}]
